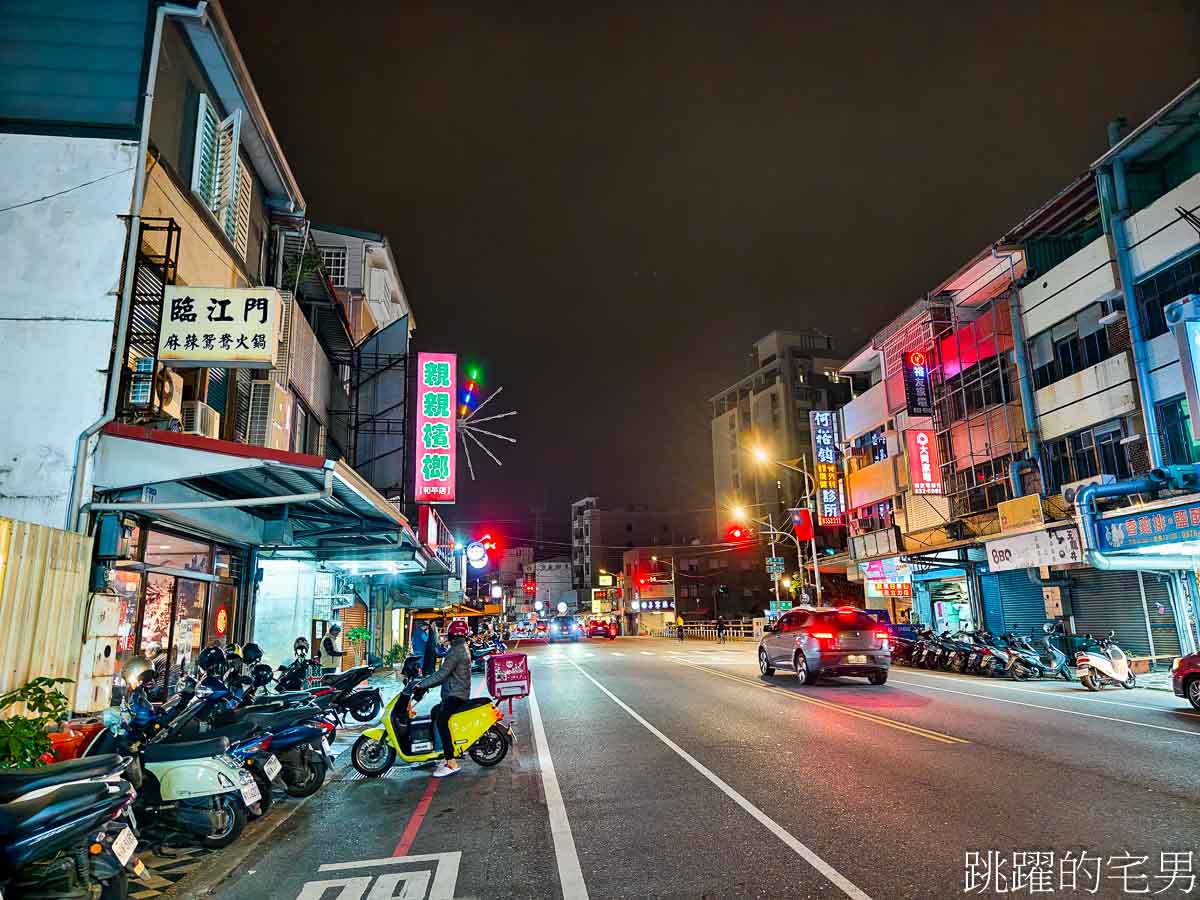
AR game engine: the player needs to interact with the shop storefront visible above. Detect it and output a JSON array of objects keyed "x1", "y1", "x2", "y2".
[{"x1": 859, "y1": 557, "x2": 914, "y2": 623}]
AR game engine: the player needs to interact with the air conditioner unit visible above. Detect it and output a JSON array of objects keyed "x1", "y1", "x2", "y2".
[
  {"x1": 181, "y1": 401, "x2": 221, "y2": 439},
  {"x1": 1062, "y1": 473, "x2": 1116, "y2": 503},
  {"x1": 157, "y1": 369, "x2": 184, "y2": 421},
  {"x1": 249, "y1": 380, "x2": 290, "y2": 450}
]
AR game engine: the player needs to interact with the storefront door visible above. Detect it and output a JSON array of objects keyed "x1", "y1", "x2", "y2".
[
  {"x1": 137, "y1": 572, "x2": 207, "y2": 696},
  {"x1": 930, "y1": 579, "x2": 973, "y2": 633}
]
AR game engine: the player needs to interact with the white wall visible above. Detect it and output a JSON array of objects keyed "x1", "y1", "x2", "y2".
[
  {"x1": 1035, "y1": 353, "x2": 1137, "y2": 441},
  {"x1": 1146, "y1": 332, "x2": 1185, "y2": 404},
  {"x1": 1128, "y1": 172, "x2": 1200, "y2": 278},
  {"x1": 1020, "y1": 236, "x2": 1118, "y2": 338},
  {"x1": 0, "y1": 134, "x2": 137, "y2": 527},
  {"x1": 840, "y1": 380, "x2": 887, "y2": 442}
]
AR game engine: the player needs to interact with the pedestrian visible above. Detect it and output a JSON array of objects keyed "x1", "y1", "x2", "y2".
[
  {"x1": 414, "y1": 619, "x2": 473, "y2": 778},
  {"x1": 676, "y1": 613, "x2": 685, "y2": 642},
  {"x1": 411, "y1": 620, "x2": 445, "y2": 676},
  {"x1": 320, "y1": 622, "x2": 345, "y2": 673},
  {"x1": 716, "y1": 616, "x2": 727, "y2": 645}
]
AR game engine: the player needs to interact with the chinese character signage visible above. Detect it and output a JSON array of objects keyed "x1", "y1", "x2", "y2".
[
  {"x1": 809, "y1": 410, "x2": 843, "y2": 526},
  {"x1": 984, "y1": 526, "x2": 1082, "y2": 572},
  {"x1": 902, "y1": 349, "x2": 934, "y2": 418},
  {"x1": 905, "y1": 428, "x2": 943, "y2": 495},
  {"x1": 414, "y1": 352, "x2": 458, "y2": 504},
  {"x1": 158, "y1": 287, "x2": 282, "y2": 368},
  {"x1": 1096, "y1": 500, "x2": 1200, "y2": 553}
]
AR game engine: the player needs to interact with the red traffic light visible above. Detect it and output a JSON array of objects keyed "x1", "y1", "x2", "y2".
[{"x1": 725, "y1": 525, "x2": 752, "y2": 542}]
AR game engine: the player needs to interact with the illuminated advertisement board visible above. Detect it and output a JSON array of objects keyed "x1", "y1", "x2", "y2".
[
  {"x1": 414, "y1": 352, "x2": 458, "y2": 504},
  {"x1": 809, "y1": 410, "x2": 843, "y2": 526},
  {"x1": 905, "y1": 428, "x2": 943, "y2": 495}
]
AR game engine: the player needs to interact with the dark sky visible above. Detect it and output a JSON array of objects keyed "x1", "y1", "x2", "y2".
[{"x1": 225, "y1": 1, "x2": 1199, "y2": 540}]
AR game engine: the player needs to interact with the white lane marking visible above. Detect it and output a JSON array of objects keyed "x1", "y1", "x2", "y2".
[
  {"x1": 528, "y1": 684, "x2": 589, "y2": 899},
  {"x1": 890, "y1": 677, "x2": 1200, "y2": 737},
  {"x1": 898, "y1": 668, "x2": 1200, "y2": 716},
  {"x1": 640, "y1": 651, "x2": 656, "y2": 656},
  {"x1": 568, "y1": 660, "x2": 872, "y2": 900},
  {"x1": 611, "y1": 651, "x2": 626, "y2": 656}
]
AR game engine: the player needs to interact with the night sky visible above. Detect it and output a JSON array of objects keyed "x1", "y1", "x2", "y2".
[{"x1": 225, "y1": 2, "x2": 1199, "y2": 542}]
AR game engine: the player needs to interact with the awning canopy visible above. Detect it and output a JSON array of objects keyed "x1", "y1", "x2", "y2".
[
  {"x1": 92, "y1": 424, "x2": 428, "y2": 570},
  {"x1": 413, "y1": 604, "x2": 485, "y2": 619}
]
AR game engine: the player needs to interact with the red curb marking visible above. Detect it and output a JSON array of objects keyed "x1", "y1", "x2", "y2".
[{"x1": 393, "y1": 776, "x2": 440, "y2": 857}]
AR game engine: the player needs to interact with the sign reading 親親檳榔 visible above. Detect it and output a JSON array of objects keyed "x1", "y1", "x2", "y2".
[
  {"x1": 809, "y1": 410, "x2": 843, "y2": 526},
  {"x1": 158, "y1": 287, "x2": 283, "y2": 367},
  {"x1": 414, "y1": 352, "x2": 458, "y2": 505}
]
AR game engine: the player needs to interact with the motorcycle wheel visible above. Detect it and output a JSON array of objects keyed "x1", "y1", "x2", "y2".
[
  {"x1": 1081, "y1": 674, "x2": 1100, "y2": 691},
  {"x1": 468, "y1": 725, "x2": 510, "y2": 767},
  {"x1": 1010, "y1": 662, "x2": 1031, "y2": 682},
  {"x1": 199, "y1": 794, "x2": 246, "y2": 850},
  {"x1": 285, "y1": 749, "x2": 328, "y2": 798},
  {"x1": 98, "y1": 869, "x2": 129, "y2": 900},
  {"x1": 351, "y1": 734, "x2": 396, "y2": 777},
  {"x1": 1122, "y1": 672, "x2": 1137, "y2": 690},
  {"x1": 348, "y1": 693, "x2": 382, "y2": 723},
  {"x1": 954, "y1": 656, "x2": 969, "y2": 674},
  {"x1": 247, "y1": 767, "x2": 273, "y2": 818}
]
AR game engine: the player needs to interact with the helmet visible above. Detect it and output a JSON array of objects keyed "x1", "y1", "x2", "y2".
[
  {"x1": 447, "y1": 619, "x2": 470, "y2": 638},
  {"x1": 122, "y1": 656, "x2": 153, "y2": 689},
  {"x1": 251, "y1": 663, "x2": 274, "y2": 688},
  {"x1": 242, "y1": 642, "x2": 263, "y2": 665},
  {"x1": 197, "y1": 645, "x2": 226, "y2": 674},
  {"x1": 293, "y1": 637, "x2": 309, "y2": 656},
  {"x1": 328, "y1": 622, "x2": 342, "y2": 634}
]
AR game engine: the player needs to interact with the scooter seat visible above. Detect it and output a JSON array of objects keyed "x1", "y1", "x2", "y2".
[
  {"x1": 245, "y1": 707, "x2": 323, "y2": 730},
  {"x1": 0, "y1": 754, "x2": 127, "y2": 804},
  {"x1": 263, "y1": 691, "x2": 316, "y2": 705},
  {"x1": 143, "y1": 737, "x2": 230, "y2": 763},
  {"x1": 0, "y1": 781, "x2": 116, "y2": 838},
  {"x1": 458, "y1": 697, "x2": 493, "y2": 712}
]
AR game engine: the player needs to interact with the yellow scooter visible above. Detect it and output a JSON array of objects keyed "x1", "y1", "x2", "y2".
[{"x1": 350, "y1": 680, "x2": 513, "y2": 776}]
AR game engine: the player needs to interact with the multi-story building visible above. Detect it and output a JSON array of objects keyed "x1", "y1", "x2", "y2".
[
  {"x1": 0, "y1": 1, "x2": 443, "y2": 708},
  {"x1": 570, "y1": 497, "x2": 713, "y2": 589},
  {"x1": 534, "y1": 558, "x2": 574, "y2": 613}
]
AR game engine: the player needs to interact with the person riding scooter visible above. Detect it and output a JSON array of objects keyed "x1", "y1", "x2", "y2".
[{"x1": 414, "y1": 619, "x2": 472, "y2": 778}]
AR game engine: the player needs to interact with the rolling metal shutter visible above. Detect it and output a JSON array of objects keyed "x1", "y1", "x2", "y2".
[
  {"x1": 1068, "y1": 569, "x2": 1182, "y2": 658},
  {"x1": 980, "y1": 570, "x2": 1047, "y2": 637}
]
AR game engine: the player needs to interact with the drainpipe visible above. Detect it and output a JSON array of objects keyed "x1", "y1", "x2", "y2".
[
  {"x1": 63, "y1": 1, "x2": 209, "y2": 533},
  {"x1": 1099, "y1": 118, "x2": 1164, "y2": 469},
  {"x1": 1074, "y1": 473, "x2": 1200, "y2": 570}
]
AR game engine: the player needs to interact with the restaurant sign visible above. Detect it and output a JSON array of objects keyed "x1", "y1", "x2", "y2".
[
  {"x1": 158, "y1": 287, "x2": 282, "y2": 367},
  {"x1": 414, "y1": 352, "x2": 458, "y2": 504},
  {"x1": 984, "y1": 526, "x2": 1083, "y2": 572},
  {"x1": 1097, "y1": 500, "x2": 1200, "y2": 553}
]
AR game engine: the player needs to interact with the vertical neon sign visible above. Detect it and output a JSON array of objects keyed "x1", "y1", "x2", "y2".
[{"x1": 414, "y1": 352, "x2": 457, "y2": 504}]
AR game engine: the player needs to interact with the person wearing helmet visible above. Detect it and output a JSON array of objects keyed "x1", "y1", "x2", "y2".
[
  {"x1": 320, "y1": 622, "x2": 345, "y2": 672},
  {"x1": 415, "y1": 618, "x2": 472, "y2": 778}
]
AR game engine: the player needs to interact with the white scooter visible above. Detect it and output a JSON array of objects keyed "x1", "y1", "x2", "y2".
[{"x1": 1075, "y1": 631, "x2": 1136, "y2": 691}]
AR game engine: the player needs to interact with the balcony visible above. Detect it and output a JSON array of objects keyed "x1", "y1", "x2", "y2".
[
  {"x1": 1020, "y1": 236, "x2": 1119, "y2": 338},
  {"x1": 849, "y1": 526, "x2": 900, "y2": 561},
  {"x1": 1127, "y1": 171, "x2": 1200, "y2": 278},
  {"x1": 847, "y1": 456, "x2": 904, "y2": 510},
  {"x1": 840, "y1": 380, "x2": 887, "y2": 441},
  {"x1": 1035, "y1": 352, "x2": 1137, "y2": 441}
]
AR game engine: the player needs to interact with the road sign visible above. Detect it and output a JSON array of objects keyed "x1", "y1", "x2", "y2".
[
  {"x1": 766, "y1": 556, "x2": 786, "y2": 574},
  {"x1": 769, "y1": 600, "x2": 793, "y2": 611}
]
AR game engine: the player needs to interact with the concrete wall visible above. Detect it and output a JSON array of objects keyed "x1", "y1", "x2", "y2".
[
  {"x1": 1020, "y1": 236, "x2": 1118, "y2": 339},
  {"x1": 840, "y1": 380, "x2": 887, "y2": 443},
  {"x1": 1128, "y1": 172, "x2": 1200, "y2": 278},
  {"x1": 253, "y1": 559, "x2": 317, "y2": 668},
  {"x1": 0, "y1": 134, "x2": 138, "y2": 527},
  {"x1": 1035, "y1": 352, "x2": 1138, "y2": 441},
  {"x1": 1146, "y1": 332, "x2": 1184, "y2": 405},
  {"x1": 142, "y1": 164, "x2": 244, "y2": 288}
]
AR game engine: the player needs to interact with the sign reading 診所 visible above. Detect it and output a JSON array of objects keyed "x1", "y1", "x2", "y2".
[
  {"x1": 1096, "y1": 500, "x2": 1200, "y2": 552},
  {"x1": 158, "y1": 287, "x2": 282, "y2": 368},
  {"x1": 414, "y1": 352, "x2": 458, "y2": 505},
  {"x1": 902, "y1": 349, "x2": 934, "y2": 418},
  {"x1": 809, "y1": 410, "x2": 843, "y2": 526}
]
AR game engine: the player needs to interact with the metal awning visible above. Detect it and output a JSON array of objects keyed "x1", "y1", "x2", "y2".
[{"x1": 91, "y1": 424, "x2": 426, "y2": 568}]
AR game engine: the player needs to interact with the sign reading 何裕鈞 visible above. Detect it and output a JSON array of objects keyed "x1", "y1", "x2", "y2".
[
  {"x1": 809, "y1": 410, "x2": 843, "y2": 526},
  {"x1": 414, "y1": 352, "x2": 458, "y2": 504},
  {"x1": 902, "y1": 350, "x2": 934, "y2": 418},
  {"x1": 158, "y1": 287, "x2": 282, "y2": 368}
]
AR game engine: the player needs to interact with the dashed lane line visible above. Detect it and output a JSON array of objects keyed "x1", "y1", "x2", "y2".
[
  {"x1": 568, "y1": 660, "x2": 873, "y2": 900},
  {"x1": 528, "y1": 684, "x2": 589, "y2": 899}
]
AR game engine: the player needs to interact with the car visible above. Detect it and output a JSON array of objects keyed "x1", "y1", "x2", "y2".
[
  {"x1": 758, "y1": 606, "x2": 891, "y2": 686},
  {"x1": 587, "y1": 620, "x2": 617, "y2": 640},
  {"x1": 548, "y1": 616, "x2": 582, "y2": 642},
  {"x1": 534, "y1": 621, "x2": 549, "y2": 639},
  {"x1": 1172, "y1": 650, "x2": 1200, "y2": 709}
]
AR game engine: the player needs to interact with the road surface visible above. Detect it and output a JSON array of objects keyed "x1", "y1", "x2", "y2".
[{"x1": 184, "y1": 637, "x2": 1200, "y2": 899}]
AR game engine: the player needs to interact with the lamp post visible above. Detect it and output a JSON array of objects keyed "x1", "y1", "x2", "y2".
[
  {"x1": 649, "y1": 554, "x2": 679, "y2": 619},
  {"x1": 745, "y1": 447, "x2": 823, "y2": 605}
]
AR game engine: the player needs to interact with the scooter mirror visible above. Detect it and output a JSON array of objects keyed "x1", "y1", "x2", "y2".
[{"x1": 1108, "y1": 630, "x2": 1116, "y2": 638}]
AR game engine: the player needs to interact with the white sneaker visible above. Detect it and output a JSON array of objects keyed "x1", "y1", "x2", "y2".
[{"x1": 432, "y1": 762, "x2": 460, "y2": 778}]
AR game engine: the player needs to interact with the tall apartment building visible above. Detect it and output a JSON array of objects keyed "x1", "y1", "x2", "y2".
[{"x1": 570, "y1": 497, "x2": 713, "y2": 589}]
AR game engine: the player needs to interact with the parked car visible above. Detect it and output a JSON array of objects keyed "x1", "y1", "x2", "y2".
[
  {"x1": 758, "y1": 606, "x2": 891, "y2": 686},
  {"x1": 587, "y1": 620, "x2": 617, "y2": 640},
  {"x1": 1172, "y1": 650, "x2": 1200, "y2": 709}
]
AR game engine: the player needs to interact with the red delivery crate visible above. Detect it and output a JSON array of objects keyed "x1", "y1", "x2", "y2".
[{"x1": 486, "y1": 652, "x2": 530, "y2": 700}]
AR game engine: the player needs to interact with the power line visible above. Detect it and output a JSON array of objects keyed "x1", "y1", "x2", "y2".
[{"x1": 0, "y1": 166, "x2": 135, "y2": 216}]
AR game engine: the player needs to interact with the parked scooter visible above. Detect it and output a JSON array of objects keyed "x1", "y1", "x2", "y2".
[
  {"x1": 1076, "y1": 631, "x2": 1136, "y2": 690},
  {"x1": 1000, "y1": 631, "x2": 1044, "y2": 681},
  {"x1": 1039, "y1": 622, "x2": 1074, "y2": 682},
  {"x1": 0, "y1": 778, "x2": 143, "y2": 900},
  {"x1": 350, "y1": 680, "x2": 513, "y2": 777}
]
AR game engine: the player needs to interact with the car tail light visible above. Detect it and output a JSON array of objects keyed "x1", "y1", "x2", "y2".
[
  {"x1": 874, "y1": 631, "x2": 889, "y2": 644},
  {"x1": 810, "y1": 631, "x2": 834, "y2": 640}
]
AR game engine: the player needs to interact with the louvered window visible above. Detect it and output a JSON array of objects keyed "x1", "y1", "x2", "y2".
[{"x1": 190, "y1": 93, "x2": 246, "y2": 253}]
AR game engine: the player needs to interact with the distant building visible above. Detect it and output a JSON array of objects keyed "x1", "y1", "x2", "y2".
[
  {"x1": 570, "y1": 497, "x2": 713, "y2": 589},
  {"x1": 498, "y1": 546, "x2": 534, "y2": 592},
  {"x1": 534, "y1": 558, "x2": 573, "y2": 613}
]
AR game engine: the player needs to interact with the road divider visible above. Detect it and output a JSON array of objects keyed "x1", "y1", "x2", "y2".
[{"x1": 673, "y1": 659, "x2": 970, "y2": 746}]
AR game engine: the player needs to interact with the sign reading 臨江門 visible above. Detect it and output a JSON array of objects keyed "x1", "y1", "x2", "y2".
[
  {"x1": 414, "y1": 352, "x2": 458, "y2": 504},
  {"x1": 902, "y1": 350, "x2": 934, "y2": 418},
  {"x1": 158, "y1": 287, "x2": 282, "y2": 367},
  {"x1": 1096, "y1": 500, "x2": 1200, "y2": 552},
  {"x1": 984, "y1": 526, "x2": 1083, "y2": 572},
  {"x1": 904, "y1": 429, "x2": 942, "y2": 495},
  {"x1": 809, "y1": 410, "x2": 843, "y2": 526}
]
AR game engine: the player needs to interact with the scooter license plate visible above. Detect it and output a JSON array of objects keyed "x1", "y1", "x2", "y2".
[
  {"x1": 321, "y1": 737, "x2": 332, "y2": 756},
  {"x1": 112, "y1": 826, "x2": 137, "y2": 867},
  {"x1": 263, "y1": 754, "x2": 282, "y2": 780},
  {"x1": 240, "y1": 780, "x2": 262, "y2": 806}
]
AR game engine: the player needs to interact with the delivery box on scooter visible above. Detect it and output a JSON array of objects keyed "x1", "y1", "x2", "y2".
[{"x1": 486, "y1": 652, "x2": 530, "y2": 699}]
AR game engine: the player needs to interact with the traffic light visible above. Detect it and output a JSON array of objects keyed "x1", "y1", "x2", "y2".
[
  {"x1": 725, "y1": 524, "x2": 753, "y2": 542},
  {"x1": 522, "y1": 580, "x2": 536, "y2": 596}
]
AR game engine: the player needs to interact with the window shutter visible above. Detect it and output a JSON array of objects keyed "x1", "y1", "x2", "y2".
[
  {"x1": 214, "y1": 109, "x2": 242, "y2": 242},
  {"x1": 233, "y1": 162, "x2": 252, "y2": 258},
  {"x1": 190, "y1": 93, "x2": 219, "y2": 203},
  {"x1": 190, "y1": 93, "x2": 244, "y2": 248}
]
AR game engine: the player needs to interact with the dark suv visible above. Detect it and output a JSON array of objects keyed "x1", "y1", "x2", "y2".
[{"x1": 758, "y1": 606, "x2": 891, "y2": 686}]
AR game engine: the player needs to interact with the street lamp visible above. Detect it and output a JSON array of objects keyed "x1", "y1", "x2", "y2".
[{"x1": 744, "y1": 447, "x2": 824, "y2": 605}]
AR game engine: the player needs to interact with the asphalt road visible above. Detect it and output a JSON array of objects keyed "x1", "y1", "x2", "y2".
[{"x1": 185, "y1": 637, "x2": 1200, "y2": 900}]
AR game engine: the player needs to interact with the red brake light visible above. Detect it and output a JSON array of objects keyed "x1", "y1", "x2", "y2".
[
  {"x1": 875, "y1": 631, "x2": 889, "y2": 642},
  {"x1": 811, "y1": 632, "x2": 834, "y2": 640}
]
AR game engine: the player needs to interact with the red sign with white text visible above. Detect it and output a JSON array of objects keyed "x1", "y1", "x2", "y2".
[
  {"x1": 905, "y1": 429, "x2": 943, "y2": 495},
  {"x1": 414, "y1": 352, "x2": 458, "y2": 504}
]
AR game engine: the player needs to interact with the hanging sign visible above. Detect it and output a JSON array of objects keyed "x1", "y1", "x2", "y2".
[
  {"x1": 905, "y1": 429, "x2": 943, "y2": 495},
  {"x1": 984, "y1": 526, "x2": 1083, "y2": 571},
  {"x1": 902, "y1": 350, "x2": 934, "y2": 418},
  {"x1": 414, "y1": 352, "x2": 458, "y2": 504},
  {"x1": 158, "y1": 287, "x2": 282, "y2": 368},
  {"x1": 1096, "y1": 500, "x2": 1200, "y2": 552},
  {"x1": 809, "y1": 410, "x2": 843, "y2": 526}
]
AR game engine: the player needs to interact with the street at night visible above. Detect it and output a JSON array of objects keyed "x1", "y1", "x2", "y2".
[{"x1": 182, "y1": 637, "x2": 1200, "y2": 900}]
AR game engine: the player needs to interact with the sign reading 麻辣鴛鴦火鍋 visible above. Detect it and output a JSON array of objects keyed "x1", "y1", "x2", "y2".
[
  {"x1": 414, "y1": 352, "x2": 458, "y2": 504},
  {"x1": 158, "y1": 287, "x2": 282, "y2": 367},
  {"x1": 809, "y1": 410, "x2": 843, "y2": 526}
]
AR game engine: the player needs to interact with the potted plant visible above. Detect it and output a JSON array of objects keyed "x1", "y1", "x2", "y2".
[
  {"x1": 0, "y1": 677, "x2": 74, "y2": 768},
  {"x1": 345, "y1": 627, "x2": 372, "y2": 665}
]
